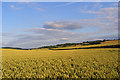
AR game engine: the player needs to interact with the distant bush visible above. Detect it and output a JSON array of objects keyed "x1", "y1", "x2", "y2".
[
  {"x1": 38, "y1": 45, "x2": 59, "y2": 49},
  {"x1": 82, "y1": 40, "x2": 102, "y2": 45}
]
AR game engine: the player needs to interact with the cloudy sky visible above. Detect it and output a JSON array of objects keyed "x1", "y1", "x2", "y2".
[{"x1": 2, "y1": 2, "x2": 118, "y2": 48}]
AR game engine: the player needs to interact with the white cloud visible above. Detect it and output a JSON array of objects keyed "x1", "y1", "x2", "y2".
[
  {"x1": 56, "y1": 2, "x2": 76, "y2": 7},
  {"x1": 2, "y1": 26, "x2": 118, "y2": 48},
  {"x1": 92, "y1": 3, "x2": 103, "y2": 10},
  {"x1": 80, "y1": 7, "x2": 118, "y2": 30},
  {"x1": 24, "y1": 3, "x2": 45, "y2": 12},
  {"x1": 10, "y1": 5, "x2": 21, "y2": 10},
  {"x1": 44, "y1": 6, "x2": 118, "y2": 31},
  {"x1": 37, "y1": 8, "x2": 44, "y2": 12},
  {"x1": 44, "y1": 21, "x2": 83, "y2": 30},
  {"x1": 61, "y1": 38, "x2": 68, "y2": 40},
  {"x1": 10, "y1": 5, "x2": 14, "y2": 8},
  {"x1": 2, "y1": 5, "x2": 118, "y2": 48}
]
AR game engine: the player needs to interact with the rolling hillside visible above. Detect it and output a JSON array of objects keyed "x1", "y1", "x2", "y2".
[
  {"x1": 1, "y1": 39, "x2": 119, "y2": 78},
  {"x1": 50, "y1": 40, "x2": 119, "y2": 50}
]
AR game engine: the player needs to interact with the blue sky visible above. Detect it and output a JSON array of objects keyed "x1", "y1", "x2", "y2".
[
  {"x1": 2, "y1": 2, "x2": 118, "y2": 48},
  {"x1": 2, "y1": 0, "x2": 119, "y2": 2}
]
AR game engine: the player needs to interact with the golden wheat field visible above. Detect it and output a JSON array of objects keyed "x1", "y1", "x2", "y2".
[{"x1": 2, "y1": 47, "x2": 119, "y2": 78}]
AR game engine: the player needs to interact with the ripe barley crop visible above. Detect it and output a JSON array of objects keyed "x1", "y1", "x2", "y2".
[{"x1": 2, "y1": 48, "x2": 119, "y2": 78}]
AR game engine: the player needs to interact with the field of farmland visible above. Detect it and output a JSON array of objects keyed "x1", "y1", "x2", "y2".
[{"x1": 1, "y1": 40, "x2": 119, "y2": 78}]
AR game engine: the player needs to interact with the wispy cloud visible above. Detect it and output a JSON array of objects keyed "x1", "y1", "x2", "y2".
[
  {"x1": 56, "y1": 2, "x2": 76, "y2": 7},
  {"x1": 10, "y1": 5, "x2": 14, "y2": 8},
  {"x1": 36, "y1": 8, "x2": 45, "y2": 12},
  {"x1": 10, "y1": 5, "x2": 22, "y2": 10},
  {"x1": 92, "y1": 3, "x2": 103, "y2": 10},
  {"x1": 24, "y1": 3, "x2": 45, "y2": 12}
]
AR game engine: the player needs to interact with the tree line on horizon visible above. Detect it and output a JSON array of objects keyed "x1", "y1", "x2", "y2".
[
  {"x1": 2, "y1": 39, "x2": 119, "y2": 50},
  {"x1": 39, "y1": 39, "x2": 108, "y2": 49}
]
